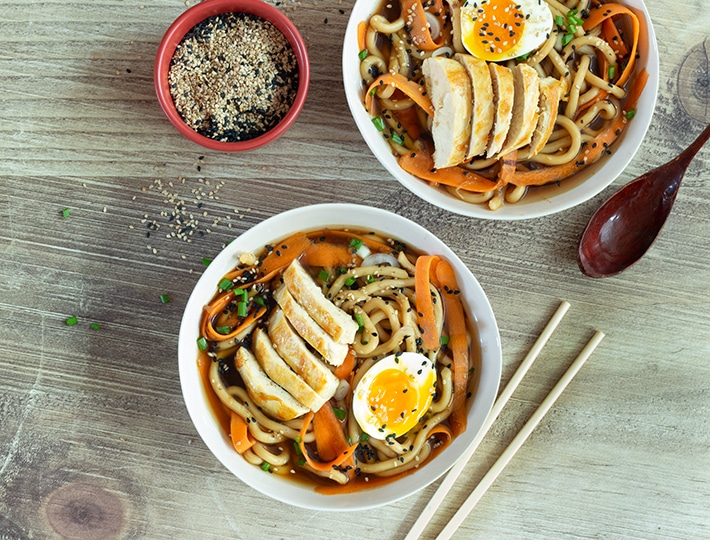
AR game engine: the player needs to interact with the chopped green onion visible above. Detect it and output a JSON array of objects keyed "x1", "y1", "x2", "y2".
[
  {"x1": 90, "y1": 322, "x2": 101, "y2": 330},
  {"x1": 372, "y1": 116, "x2": 385, "y2": 131},
  {"x1": 355, "y1": 313, "x2": 365, "y2": 331},
  {"x1": 567, "y1": 8, "x2": 578, "y2": 16},
  {"x1": 369, "y1": 86, "x2": 377, "y2": 97},
  {"x1": 359, "y1": 432, "x2": 370, "y2": 443},
  {"x1": 516, "y1": 52, "x2": 532, "y2": 61},
  {"x1": 333, "y1": 407, "x2": 346, "y2": 420},
  {"x1": 236, "y1": 288, "x2": 248, "y2": 302},
  {"x1": 625, "y1": 109, "x2": 636, "y2": 120},
  {"x1": 349, "y1": 238, "x2": 364, "y2": 250},
  {"x1": 295, "y1": 435, "x2": 302, "y2": 444},
  {"x1": 318, "y1": 269, "x2": 330, "y2": 282},
  {"x1": 160, "y1": 294, "x2": 170, "y2": 304},
  {"x1": 344, "y1": 276, "x2": 357, "y2": 287},
  {"x1": 440, "y1": 335, "x2": 450, "y2": 346},
  {"x1": 65, "y1": 315, "x2": 78, "y2": 326},
  {"x1": 338, "y1": 267, "x2": 348, "y2": 275},
  {"x1": 201, "y1": 257, "x2": 212, "y2": 266},
  {"x1": 569, "y1": 15, "x2": 584, "y2": 26},
  {"x1": 296, "y1": 457, "x2": 306, "y2": 467},
  {"x1": 561, "y1": 33, "x2": 574, "y2": 46},
  {"x1": 215, "y1": 325, "x2": 231, "y2": 335},
  {"x1": 366, "y1": 275, "x2": 375, "y2": 284},
  {"x1": 218, "y1": 278, "x2": 233, "y2": 291},
  {"x1": 261, "y1": 461, "x2": 271, "y2": 472},
  {"x1": 390, "y1": 131, "x2": 405, "y2": 145},
  {"x1": 196, "y1": 336, "x2": 208, "y2": 351},
  {"x1": 253, "y1": 296, "x2": 266, "y2": 306},
  {"x1": 237, "y1": 301, "x2": 248, "y2": 317},
  {"x1": 358, "y1": 48, "x2": 368, "y2": 61},
  {"x1": 568, "y1": 23, "x2": 577, "y2": 33},
  {"x1": 62, "y1": 208, "x2": 71, "y2": 219},
  {"x1": 293, "y1": 440, "x2": 303, "y2": 456},
  {"x1": 608, "y1": 65, "x2": 616, "y2": 80},
  {"x1": 554, "y1": 14, "x2": 565, "y2": 27}
]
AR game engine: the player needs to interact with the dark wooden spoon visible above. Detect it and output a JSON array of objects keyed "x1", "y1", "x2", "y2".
[{"x1": 578, "y1": 123, "x2": 710, "y2": 278}]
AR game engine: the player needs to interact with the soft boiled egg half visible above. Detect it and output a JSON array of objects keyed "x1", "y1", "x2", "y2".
[
  {"x1": 460, "y1": 0, "x2": 553, "y2": 62},
  {"x1": 352, "y1": 352, "x2": 436, "y2": 440}
]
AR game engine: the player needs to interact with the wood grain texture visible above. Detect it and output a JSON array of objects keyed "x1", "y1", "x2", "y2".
[{"x1": 1, "y1": 1, "x2": 709, "y2": 539}]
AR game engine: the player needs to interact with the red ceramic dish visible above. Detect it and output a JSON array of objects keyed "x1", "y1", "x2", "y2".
[{"x1": 154, "y1": 0, "x2": 310, "y2": 151}]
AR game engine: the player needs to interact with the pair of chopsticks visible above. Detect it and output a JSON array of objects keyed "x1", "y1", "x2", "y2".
[{"x1": 405, "y1": 301, "x2": 605, "y2": 540}]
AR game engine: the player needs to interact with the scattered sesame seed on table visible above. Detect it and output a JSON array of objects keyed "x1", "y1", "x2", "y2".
[{"x1": 169, "y1": 12, "x2": 299, "y2": 142}]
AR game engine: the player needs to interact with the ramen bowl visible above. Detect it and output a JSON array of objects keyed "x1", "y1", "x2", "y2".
[
  {"x1": 178, "y1": 203, "x2": 502, "y2": 510},
  {"x1": 155, "y1": 0, "x2": 309, "y2": 151},
  {"x1": 342, "y1": 0, "x2": 659, "y2": 219}
]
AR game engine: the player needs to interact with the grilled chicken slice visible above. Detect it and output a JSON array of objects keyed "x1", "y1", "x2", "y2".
[
  {"x1": 268, "y1": 309, "x2": 340, "y2": 401},
  {"x1": 253, "y1": 328, "x2": 327, "y2": 412},
  {"x1": 235, "y1": 346, "x2": 308, "y2": 421},
  {"x1": 273, "y1": 284, "x2": 349, "y2": 366},
  {"x1": 282, "y1": 259, "x2": 358, "y2": 345}
]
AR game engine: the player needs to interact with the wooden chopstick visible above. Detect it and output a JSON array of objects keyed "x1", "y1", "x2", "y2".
[
  {"x1": 405, "y1": 300, "x2": 571, "y2": 540},
  {"x1": 435, "y1": 329, "x2": 606, "y2": 540}
]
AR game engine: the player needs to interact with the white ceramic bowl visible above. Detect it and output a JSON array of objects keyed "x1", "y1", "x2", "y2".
[
  {"x1": 342, "y1": 0, "x2": 659, "y2": 220},
  {"x1": 178, "y1": 203, "x2": 502, "y2": 510}
]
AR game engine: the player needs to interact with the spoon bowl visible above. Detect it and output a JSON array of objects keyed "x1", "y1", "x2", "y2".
[{"x1": 578, "y1": 123, "x2": 710, "y2": 278}]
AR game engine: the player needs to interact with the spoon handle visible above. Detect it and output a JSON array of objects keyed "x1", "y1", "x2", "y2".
[{"x1": 676, "y1": 123, "x2": 710, "y2": 168}]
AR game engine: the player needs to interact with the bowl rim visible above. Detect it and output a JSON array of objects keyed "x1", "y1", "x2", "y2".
[
  {"x1": 154, "y1": 0, "x2": 310, "y2": 151},
  {"x1": 177, "y1": 203, "x2": 502, "y2": 510},
  {"x1": 341, "y1": 0, "x2": 659, "y2": 220}
]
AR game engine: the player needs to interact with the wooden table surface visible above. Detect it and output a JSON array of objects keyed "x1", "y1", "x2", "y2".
[{"x1": 1, "y1": 1, "x2": 709, "y2": 539}]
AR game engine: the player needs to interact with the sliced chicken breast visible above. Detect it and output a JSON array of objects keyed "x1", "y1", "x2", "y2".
[
  {"x1": 235, "y1": 346, "x2": 308, "y2": 421},
  {"x1": 283, "y1": 259, "x2": 358, "y2": 345}
]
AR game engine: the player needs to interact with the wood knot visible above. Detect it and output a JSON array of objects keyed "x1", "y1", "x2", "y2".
[
  {"x1": 43, "y1": 483, "x2": 124, "y2": 540},
  {"x1": 678, "y1": 38, "x2": 710, "y2": 123}
]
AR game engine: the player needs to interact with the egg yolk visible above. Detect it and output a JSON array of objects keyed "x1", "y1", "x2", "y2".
[
  {"x1": 463, "y1": 0, "x2": 526, "y2": 62},
  {"x1": 364, "y1": 368, "x2": 433, "y2": 437}
]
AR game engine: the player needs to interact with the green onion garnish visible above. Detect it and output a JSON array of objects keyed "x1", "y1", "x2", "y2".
[
  {"x1": 516, "y1": 52, "x2": 532, "y2": 61},
  {"x1": 366, "y1": 275, "x2": 375, "y2": 283},
  {"x1": 218, "y1": 278, "x2": 233, "y2": 291},
  {"x1": 344, "y1": 276, "x2": 357, "y2": 287},
  {"x1": 440, "y1": 335, "x2": 450, "y2": 346},
  {"x1": 554, "y1": 14, "x2": 565, "y2": 27},
  {"x1": 349, "y1": 238, "x2": 364, "y2": 249},
  {"x1": 201, "y1": 257, "x2": 212, "y2": 266},
  {"x1": 567, "y1": 23, "x2": 577, "y2": 33},
  {"x1": 90, "y1": 322, "x2": 101, "y2": 330},
  {"x1": 160, "y1": 294, "x2": 170, "y2": 304},
  {"x1": 318, "y1": 269, "x2": 330, "y2": 282},
  {"x1": 569, "y1": 15, "x2": 584, "y2": 26},
  {"x1": 253, "y1": 296, "x2": 266, "y2": 306},
  {"x1": 215, "y1": 325, "x2": 231, "y2": 335},
  {"x1": 261, "y1": 462, "x2": 271, "y2": 472},
  {"x1": 355, "y1": 313, "x2": 365, "y2": 331},
  {"x1": 359, "y1": 433, "x2": 370, "y2": 443},
  {"x1": 625, "y1": 109, "x2": 636, "y2": 120},
  {"x1": 390, "y1": 132, "x2": 405, "y2": 145},
  {"x1": 372, "y1": 116, "x2": 385, "y2": 131},
  {"x1": 358, "y1": 48, "x2": 368, "y2": 61},
  {"x1": 196, "y1": 336, "x2": 208, "y2": 351},
  {"x1": 237, "y1": 301, "x2": 248, "y2": 317},
  {"x1": 333, "y1": 407, "x2": 346, "y2": 420},
  {"x1": 608, "y1": 65, "x2": 616, "y2": 80},
  {"x1": 296, "y1": 457, "x2": 306, "y2": 467},
  {"x1": 561, "y1": 33, "x2": 574, "y2": 46},
  {"x1": 293, "y1": 440, "x2": 303, "y2": 456},
  {"x1": 236, "y1": 288, "x2": 248, "y2": 302},
  {"x1": 62, "y1": 208, "x2": 71, "y2": 219},
  {"x1": 65, "y1": 315, "x2": 78, "y2": 326}
]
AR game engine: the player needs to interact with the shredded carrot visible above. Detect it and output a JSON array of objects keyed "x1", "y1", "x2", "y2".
[
  {"x1": 399, "y1": 150, "x2": 500, "y2": 193},
  {"x1": 497, "y1": 150, "x2": 518, "y2": 186},
  {"x1": 357, "y1": 20, "x2": 368, "y2": 53},
  {"x1": 602, "y1": 17, "x2": 629, "y2": 59},
  {"x1": 428, "y1": 424, "x2": 452, "y2": 445},
  {"x1": 583, "y1": 3, "x2": 640, "y2": 88},
  {"x1": 202, "y1": 299, "x2": 266, "y2": 342},
  {"x1": 298, "y1": 410, "x2": 359, "y2": 472},
  {"x1": 365, "y1": 73, "x2": 434, "y2": 117},
  {"x1": 334, "y1": 348, "x2": 356, "y2": 380},
  {"x1": 307, "y1": 229, "x2": 394, "y2": 257},
  {"x1": 511, "y1": 68, "x2": 649, "y2": 187},
  {"x1": 230, "y1": 412, "x2": 255, "y2": 454},
  {"x1": 433, "y1": 259, "x2": 469, "y2": 437},
  {"x1": 391, "y1": 105, "x2": 424, "y2": 142},
  {"x1": 302, "y1": 242, "x2": 356, "y2": 268},
  {"x1": 400, "y1": 0, "x2": 445, "y2": 51},
  {"x1": 415, "y1": 255, "x2": 441, "y2": 351}
]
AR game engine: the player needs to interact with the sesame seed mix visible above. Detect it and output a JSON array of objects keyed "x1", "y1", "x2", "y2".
[{"x1": 169, "y1": 12, "x2": 299, "y2": 142}]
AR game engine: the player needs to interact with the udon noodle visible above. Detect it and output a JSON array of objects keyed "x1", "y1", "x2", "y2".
[
  {"x1": 358, "y1": 0, "x2": 648, "y2": 210},
  {"x1": 197, "y1": 228, "x2": 475, "y2": 490}
]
